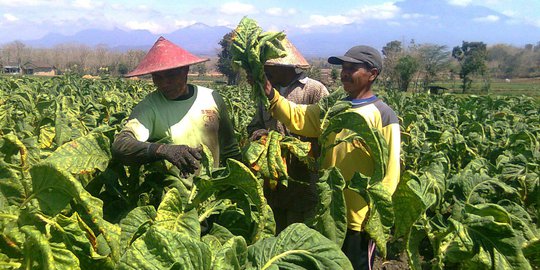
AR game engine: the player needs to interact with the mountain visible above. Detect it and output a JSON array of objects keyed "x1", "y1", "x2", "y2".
[
  {"x1": 25, "y1": 23, "x2": 231, "y2": 55},
  {"x1": 21, "y1": 1, "x2": 540, "y2": 57},
  {"x1": 26, "y1": 28, "x2": 157, "y2": 49}
]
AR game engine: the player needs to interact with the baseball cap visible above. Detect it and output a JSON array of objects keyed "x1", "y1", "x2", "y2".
[{"x1": 328, "y1": 45, "x2": 383, "y2": 71}]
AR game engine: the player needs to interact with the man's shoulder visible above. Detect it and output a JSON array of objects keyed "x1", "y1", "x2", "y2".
[
  {"x1": 302, "y1": 77, "x2": 329, "y2": 96},
  {"x1": 373, "y1": 99, "x2": 399, "y2": 126},
  {"x1": 193, "y1": 84, "x2": 214, "y2": 93}
]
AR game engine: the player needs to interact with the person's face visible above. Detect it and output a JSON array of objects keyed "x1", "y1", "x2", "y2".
[
  {"x1": 264, "y1": 65, "x2": 295, "y2": 87},
  {"x1": 152, "y1": 67, "x2": 189, "y2": 99},
  {"x1": 340, "y1": 62, "x2": 378, "y2": 97}
]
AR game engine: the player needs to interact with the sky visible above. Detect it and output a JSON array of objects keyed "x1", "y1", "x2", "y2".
[{"x1": 1, "y1": 0, "x2": 540, "y2": 43}]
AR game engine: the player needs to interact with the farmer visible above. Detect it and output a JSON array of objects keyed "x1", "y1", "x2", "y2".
[
  {"x1": 112, "y1": 36, "x2": 241, "y2": 182},
  {"x1": 247, "y1": 38, "x2": 329, "y2": 233},
  {"x1": 260, "y1": 45, "x2": 401, "y2": 269}
]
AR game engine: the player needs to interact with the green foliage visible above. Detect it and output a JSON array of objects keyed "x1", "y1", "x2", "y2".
[
  {"x1": 396, "y1": 55, "x2": 419, "y2": 92},
  {"x1": 246, "y1": 223, "x2": 353, "y2": 270},
  {"x1": 244, "y1": 130, "x2": 314, "y2": 190},
  {"x1": 452, "y1": 41, "x2": 489, "y2": 93},
  {"x1": 217, "y1": 31, "x2": 241, "y2": 85},
  {"x1": 1, "y1": 72, "x2": 538, "y2": 269},
  {"x1": 230, "y1": 17, "x2": 287, "y2": 108},
  {"x1": 387, "y1": 91, "x2": 539, "y2": 269}
]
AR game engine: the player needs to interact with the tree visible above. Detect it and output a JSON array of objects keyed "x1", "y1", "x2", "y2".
[
  {"x1": 452, "y1": 41, "x2": 488, "y2": 93},
  {"x1": 117, "y1": 63, "x2": 129, "y2": 75},
  {"x1": 195, "y1": 62, "x2": 207, "y2": 77},
  {"x1": 381, "y1": 40, "x2": 403, "y2": 90},
  {"x1": 417, "y1": 44, "x2": 450, "y2": 90},
  {"x1": 330, "y1": 67, "x2": 339, "y2": 82},
  {"x1": 395, "y1": 55, "x2": 419, "y2": 92},
  {"x1": 217, "y1": 31, "x2": 240, "y2": 85}
]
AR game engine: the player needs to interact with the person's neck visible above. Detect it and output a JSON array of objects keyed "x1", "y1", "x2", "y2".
[
  {"x1": 166, "y1": 84, "x2": 191, "y2": 100},
  {"x1": 349, "y1": 88, "x2": 374, "y2": 100}
]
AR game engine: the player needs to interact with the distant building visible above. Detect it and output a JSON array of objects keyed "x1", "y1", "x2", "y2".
[
  {"x1": 3, "y1": 62, "x2": 21, "y2": 74},
  {"x1": 23, "y1": 62, "x2": 58, "y2": 76}
]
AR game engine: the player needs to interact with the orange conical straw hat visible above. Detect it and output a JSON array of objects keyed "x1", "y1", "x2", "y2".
[
  {"x1": 265, "y1": 38, "x2": 309, "y2": 68},
  {"x1": 125, "y1": 36, "x2": 209, "y2": 77}
]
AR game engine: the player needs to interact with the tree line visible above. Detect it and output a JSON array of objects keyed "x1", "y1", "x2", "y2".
[{"x1": 2, "y1": 36, "x2": 540, "y2": 93}]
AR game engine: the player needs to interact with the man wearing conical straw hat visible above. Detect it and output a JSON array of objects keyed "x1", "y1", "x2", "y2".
[
  {"x1": 112, "y1": 36, "x2": 241, "y2": 182},
  {"x1": 247, "y1": 37, "x2": 329, "y2": 233}
]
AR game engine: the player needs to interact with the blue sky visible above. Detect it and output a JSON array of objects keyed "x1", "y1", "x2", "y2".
[{"x1": 1, "y1": 0, "x2": 540, "y2": 43}]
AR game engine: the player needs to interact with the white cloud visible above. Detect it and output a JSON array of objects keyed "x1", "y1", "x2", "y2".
[
  {"x1": 348, "y1": 3, "x2": 400, "y2": 20},
  {"x1": 0, "y1": 0, "x2": 65, "y2": 7},
  {"x1": 300, "y1": 15, "x2": 354, "y2": 28},
  {"x1": 501, "y1": 10, "x2": 516, "y2": 17},
  {"x1": 473, "y1": 15, "x2": 500, "y2": 22},
  {"x1": 219, "y1": 2, "x2": 257, "y2": 15},
  {"x1": 266, "y1": 7, "x2": 297, "y2": 16},
  {"x1": 125, "y1": 20, "x2": 166, "y2": 33},
  {"x1": 402, "y1": 13, "x2": 438, "y2": 20},
  {"x1": 447, "y1": 0, "x2": 472, "y2": 6},
  {"x1": 174, "y1": 20, "x2": 197, "y2": 28},
  {"x1": 300, "y1": 3, "x2": 399, "y2": 28},
  {"x1": 3, "y1": 13, "x2": 19, "y2": 22},
  {"x1": 72, "y1": 0, "x2": 103, "y2": 9}
]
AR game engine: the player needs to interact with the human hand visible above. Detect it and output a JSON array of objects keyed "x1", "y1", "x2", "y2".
[
  {"x1": 156, "y1": 144, "x2": 202, "y2": 178},
  {"x1": 247, "y1": 73, "x2": 273, "y2": 98},
  {"x1": 262, "y1": 76, "x2": 273, "y2": 97},
  {"x1": 250, "y1": 129, "x2": 269, "y2": 141}
]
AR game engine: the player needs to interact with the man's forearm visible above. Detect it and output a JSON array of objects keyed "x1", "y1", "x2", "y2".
[{"x1": 111, "y1": 131, "x2": 161, "y2": 165}]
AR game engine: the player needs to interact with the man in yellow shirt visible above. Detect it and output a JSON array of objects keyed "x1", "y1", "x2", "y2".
[{"x1": 260, "y1": 45, "x2": 401, "y2": 269}]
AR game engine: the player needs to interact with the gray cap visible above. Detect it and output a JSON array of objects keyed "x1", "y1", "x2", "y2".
[{"x1": 328, "y1": 45, "x2": 383, "y2": 71}]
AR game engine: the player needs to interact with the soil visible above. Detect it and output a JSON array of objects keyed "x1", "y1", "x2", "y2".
[{"x1": 373, "y1": 252, "x2": 410, "y2": 270}]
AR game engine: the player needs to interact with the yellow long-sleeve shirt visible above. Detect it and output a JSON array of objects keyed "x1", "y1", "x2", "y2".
[{"x1": 268, "y1": 89, "x2": 401, "y2": 231}]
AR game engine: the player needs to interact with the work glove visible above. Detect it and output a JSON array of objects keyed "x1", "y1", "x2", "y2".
[
  {"x1": 156, "y1": 144, "x2": 202, "y2": 178},
  {"x1": 250, "y1": 129, "x2": 269, "y2": 141}
]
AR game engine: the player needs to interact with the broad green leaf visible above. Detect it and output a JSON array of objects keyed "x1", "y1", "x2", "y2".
[
  {"x1": 320, "y1": 112, "x2": 388, "y2": 182},
  {"x1": 74, "y1": 190, "x2": 122, "y2": 262},
  {"x1": 0, "y1": 160, "x2": 26, "y2": 206},
  {"x1": 200, "y1": 144, "x2": 214, "y2": 177},
  {"x1": 45, "y1": 132, "x2": 111, "y2": 182},
  {"x1": 392, "y1": 171, "x2": 436, "y2": 238},
  {"x1": 406, "y1": 226, "x2": 428, "y2": 270},
  {"x1": 497, "y1": 200, "x2": 539, "y2": 242},
  {"x1": 306, "y1": 167, "x2": 347, "y2": 247},
  {"x1": 211, "y1": 236, "x2": 248, "y2": 270},
  {"x1": 38, "y1": 124, "x2": 55, "y2": 149},
  {"x1": 523, "y1": 239, "x2": 540, "y2": 267},
  {"x1": 448, "y1": 215, "x2": 532, "y2": 270},
  {"x1": 207, "y1": 223, "x2": 235, "y2": 245},
  {"x1": 1, "y1": 133, "x2": 29, "y2": 169},
  {"x1": 117, "y1": 226, "x2": 212, "y2": 270},
  {"x1": 30, "y1": 162, "x2": 80, "y2": 215},
  {"x1": 246, "y1": 223, "x2": 352, "y2": 270},
  {"x1": 0, "y1": 206, "x2": 24, "y2": 259},
  {"x1": 348, "y1": 174, "x2": 394, "y2": 258},
  {"x1": 230, "y1": 17, "x2": 286, "y2": 108},
  {"x1": 52, "y1": 213, "x2": 113, "y2": 269},
  {"x1": 119, "y1": 206, "x2": 156, "y2": 252},
  {"x1": 0, "y1": 252, "x2": 22, "y2": 269},
  {"x1": 155, "y1": 188, "x2": 200, "y2": 239},
  {"x1": 21, "y1": 225, "x2": 80, "y2": 270},
  {"x1": 191, "y1": 159, "x2": 267, "y2": 243}
]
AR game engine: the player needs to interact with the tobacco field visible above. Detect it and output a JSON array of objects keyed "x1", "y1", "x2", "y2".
[{"x1": 0, "y1": 75, "x2": 538, "y2": 269}]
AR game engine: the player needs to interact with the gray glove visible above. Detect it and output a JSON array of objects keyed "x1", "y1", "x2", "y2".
[
  {"x1": 250, "y1": 129, "x2": 269, "y2": 141},
  {"x1": 156, "y1": 144, "x2": 202, "y2": 178}
]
